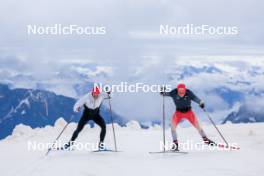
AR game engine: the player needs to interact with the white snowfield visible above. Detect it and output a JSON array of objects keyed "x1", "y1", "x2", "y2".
[{"x1": 1, "y1": 118, "x2": 264, "y2": 176}]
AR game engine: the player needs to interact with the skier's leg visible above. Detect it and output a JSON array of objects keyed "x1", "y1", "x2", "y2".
[
  {"x1": 93, "y1": 114, "x2": 106, "y2": 143},
  {"x1": 171, "y1": 111, "x2": 183, "y2": 150},
  {"x1": 186, "y1": 110, "x2": 206, "y2": 138},
  {"x1": 70, "y1": 113, "x2": 89, "y2": 142},
  {"x1": 186, "y1": 110, "x2": 216, "y2": 145}
]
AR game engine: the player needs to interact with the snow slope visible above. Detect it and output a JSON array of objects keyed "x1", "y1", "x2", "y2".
[{"x1": 1, "y1": 119, "x2": 263, "y2": 176}]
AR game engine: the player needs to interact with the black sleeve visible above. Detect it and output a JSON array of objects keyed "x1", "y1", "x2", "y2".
[
  {"x1": 187, "y1": 89, "x2": 202, "y2": 104},
  {"x1": 162, "y1": 88, "x2": 177, "y2": 97}
]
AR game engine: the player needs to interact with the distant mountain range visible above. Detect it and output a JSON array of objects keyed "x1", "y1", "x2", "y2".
[
  {"x1": 0, "y1": 84, "x2": 126, "y2": 140},
  {"x1": 1, "y1": 58, "x2": 264, "y2": 137},
  {"x1": 223, "y1": 104, "x2": 264, "y2": 123}
]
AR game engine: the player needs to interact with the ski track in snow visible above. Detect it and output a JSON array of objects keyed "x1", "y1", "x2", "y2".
[{"x1": 1, "y1": 122, "x2": 264, "y2": 176}]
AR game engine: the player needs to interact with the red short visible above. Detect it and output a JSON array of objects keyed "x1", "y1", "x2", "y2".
[{"x1": 171, "y1": 110, "x2": 200, "y2": 129}]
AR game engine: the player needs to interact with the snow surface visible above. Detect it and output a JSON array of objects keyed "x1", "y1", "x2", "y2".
[{"x1": 1, "y1": 120, "x2": 264, "y2": 176}]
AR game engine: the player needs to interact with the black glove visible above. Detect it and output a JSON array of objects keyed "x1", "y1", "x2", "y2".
[
  {"x1": 199, "y1": 102, "x2": 205, "y2": 109},
  {"x1": 160, "y1": 86, "x2": 166, "y2": 95},
  {"x1": 105, "y1": 87, "x2": 111, "y2": 94}
]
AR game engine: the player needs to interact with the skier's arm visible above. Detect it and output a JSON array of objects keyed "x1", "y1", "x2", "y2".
[
  {"x1": 101, "y1": 92, "x2": 111, "y2": 99},
  {"x1": 188, "y1": 90, "x2": 205, "y2": 108},
  {"x1": 160, "y1": 88, "x2": 176, "y2": 97},
  {"x1": 73, "y1": 93, "x2": 90, "y2": 112}
]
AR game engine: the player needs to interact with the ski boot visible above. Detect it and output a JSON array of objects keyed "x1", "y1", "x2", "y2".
[
  {"x1": 171, "y1": 140, "x2": 179, "y2": 151},
  {"x1": 203, "y1": 137, "x2": 216, "y2": 146}
]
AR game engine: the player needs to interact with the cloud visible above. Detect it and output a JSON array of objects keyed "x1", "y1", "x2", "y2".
[
  {"x1": 0, "y1": 0, "x2": 264, "y2": 122},
  {"x1": 244, "y1": 96, "x2": 264, "y2": 114},
  {"x1": 0, "y1": 0, "x2": 264, "y2": 62},
  {"x1": 0, "y1": 55, "x2": 28, "y2": 71}
]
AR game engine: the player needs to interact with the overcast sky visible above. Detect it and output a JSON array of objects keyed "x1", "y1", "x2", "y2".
[
  {"x1": 0, "y1": 0, "x2": 263, "y2": 67},
  {"x1": 0, "y1": 0, "x2": 264, "y2": 122}
]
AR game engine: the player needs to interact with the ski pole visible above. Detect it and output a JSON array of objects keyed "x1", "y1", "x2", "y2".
[
  {"x1": 203, "y1": 109, "x2": 229, "y2": 147},
  {"x1": 162, "y1": 93, "x2": 166, "y2": 152},
  {"x1": 45, "y1": 115, "x2": 74, "y2": 156},
  {"x1": 108, "y1": 96, "x2": 117, "y2": 152}
]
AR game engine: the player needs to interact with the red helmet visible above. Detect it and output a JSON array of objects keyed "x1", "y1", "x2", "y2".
[
  {"x1": 92, "y1": 87, "x2": 101, "y2": 95},
  {"x1": 177, "y1": 83, "x2": 186, "y2": 90},
  {"x1": 177, "y1": 83, "x2": 186, "y2": 96}
]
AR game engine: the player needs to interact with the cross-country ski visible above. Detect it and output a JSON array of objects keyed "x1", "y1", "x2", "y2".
[
  {"x1": 92, "y1": 149, "x2": 121, "y2": 153},
  {"x1": 149, "y1": 150, "x2": 188, "y2": 154}
]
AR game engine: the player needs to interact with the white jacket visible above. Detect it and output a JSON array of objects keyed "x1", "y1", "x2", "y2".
[{"x1": 73, "y1": 92, "x2": 109, "y2": 112}]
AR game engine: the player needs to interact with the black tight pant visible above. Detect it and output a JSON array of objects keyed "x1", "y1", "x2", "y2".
[{"x1": 70, "y1": 109, "x2": 106, "y2": 143}]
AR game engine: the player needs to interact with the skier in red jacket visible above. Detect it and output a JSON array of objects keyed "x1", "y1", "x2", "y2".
[{"x1": 161, "y1": 83, "x2": 216, "y2": 151}]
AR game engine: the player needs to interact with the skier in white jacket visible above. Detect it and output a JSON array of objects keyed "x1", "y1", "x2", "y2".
[{"x1": 63, "y1": 87, "x2": 110, "y2": 150}]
